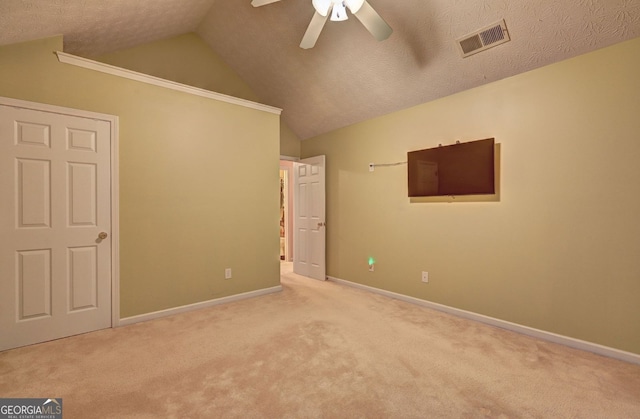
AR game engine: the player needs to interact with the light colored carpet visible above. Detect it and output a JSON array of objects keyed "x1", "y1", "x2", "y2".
[{"x1": 1, "y1": 267, "x2": 639, "y2": 418}]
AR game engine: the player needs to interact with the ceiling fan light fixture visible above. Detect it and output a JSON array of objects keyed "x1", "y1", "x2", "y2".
[
  {"x1": 330, "y1": 2, "x2": 348, "y2": 21},
  {"x1": 312, "y1": 0, "x2": 332, "y2": 16},
  {"x1": 253, "y1": 0, "x2": 392, "y2": 49},
  {"x1": 344, "y1": 0, "x2": 364, "y2": 14}
]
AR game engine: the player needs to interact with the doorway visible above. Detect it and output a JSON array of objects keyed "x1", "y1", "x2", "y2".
[
  {"x1": 279, "y1": 160, "x2": 294, "y2": 262},
  {"x1": 280, "y1": 155, "x2": 326, "y2": 280}
]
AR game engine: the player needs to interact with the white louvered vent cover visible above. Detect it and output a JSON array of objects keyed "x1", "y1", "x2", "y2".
[{"x1": 457, "y1": 20, "x2": 510, "y2": 58}]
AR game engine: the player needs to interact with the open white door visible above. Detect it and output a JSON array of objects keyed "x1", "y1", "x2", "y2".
[
  {"x1": 0, "y1": 99, "x2": 114, "y2": 351},
  {"x1": 293, "y1": 155, "x2": 326, "y2": 280}
]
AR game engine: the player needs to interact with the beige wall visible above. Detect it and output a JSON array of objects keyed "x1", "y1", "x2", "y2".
[
  {"x1": 96, "y1": 33, "x2": 301, "y2": 158},
  {"x1": 301, "y1": 37, "x2": 640, "y2": 355},
  {"x1": 0, "y1": 36, "x2": 281, "y2": 318},
  {"x1": 279, "y1": 121, "x2": 301, "y2": 158}
]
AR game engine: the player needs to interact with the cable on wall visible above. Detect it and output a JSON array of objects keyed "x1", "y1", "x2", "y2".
[{"x1": 369, "y1": 161, "x2": 407, "y2": 172}]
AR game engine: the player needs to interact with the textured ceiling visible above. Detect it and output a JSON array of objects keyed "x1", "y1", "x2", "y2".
[
  {"x1": 0, "y1": 0, "x2": 216, "y2": 56},
  {"x1": 2, "y1": 0, "x2": 640, "y2": 140}
]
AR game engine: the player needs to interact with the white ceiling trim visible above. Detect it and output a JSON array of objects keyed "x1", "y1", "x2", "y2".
[{"x1": 55, "y1": 51, "x2": 283, "y2": 115}]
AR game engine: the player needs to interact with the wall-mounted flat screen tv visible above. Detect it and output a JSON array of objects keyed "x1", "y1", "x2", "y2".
[{"x1": 408, "y1": 138, "x2": 495, "y2": 197}]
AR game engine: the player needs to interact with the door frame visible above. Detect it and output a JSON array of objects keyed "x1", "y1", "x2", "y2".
[{"x1": 0, "y1": 96, "x2": 120, "y2": 327}]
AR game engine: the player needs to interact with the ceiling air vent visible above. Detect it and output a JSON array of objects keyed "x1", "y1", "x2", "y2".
[{"x1": 456, "y1": 20, "x2": 510, "y2": 58}]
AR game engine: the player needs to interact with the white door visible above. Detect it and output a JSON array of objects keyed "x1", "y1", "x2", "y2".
[
  {"x1": 0, "y1": 101, "x2": 113, "y2": 351},
  {"x1": 293, "y1": 155, "x2": 326, "y2": 280}
]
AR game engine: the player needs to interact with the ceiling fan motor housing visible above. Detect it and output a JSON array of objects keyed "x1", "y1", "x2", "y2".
[{"x1": 312, "y1": 0, "x2": 365, "y2": 16}]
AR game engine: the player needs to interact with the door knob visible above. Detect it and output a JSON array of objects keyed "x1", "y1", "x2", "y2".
[
  {"x1": 317, "y1": 222, "x2": 326, "y2": 228},
  {"x1": 98, "y1": 232, "x2": 108, "y2": 240}
]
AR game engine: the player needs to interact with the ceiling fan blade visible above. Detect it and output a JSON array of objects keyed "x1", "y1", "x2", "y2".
[
  {"x1": 300, "y1": 11, "x2": 329, "y2": 49},
  {"x1": 251, "y1": 0, "x2": 282, "y2": 7},
  {"x1": 353, "y1": 0, "x2": 393, "y2": 41}
]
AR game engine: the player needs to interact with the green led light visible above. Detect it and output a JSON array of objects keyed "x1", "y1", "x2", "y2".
[{"x1": 368, "y1": 257, "x2": 375, "y2": 265}]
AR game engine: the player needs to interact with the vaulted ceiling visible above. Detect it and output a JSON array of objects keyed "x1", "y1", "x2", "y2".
[{"x1": 2, "y1": 0, "x2": 640, "y2": 139}]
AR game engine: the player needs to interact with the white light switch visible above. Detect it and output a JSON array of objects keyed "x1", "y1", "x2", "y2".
[{"x1": 422, "y1": 271, "x2": 429, "y2": 283}]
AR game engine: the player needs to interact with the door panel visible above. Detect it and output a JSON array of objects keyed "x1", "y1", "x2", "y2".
[
  {"x1": 68, "y1": 162, "x2": 97, "y2": 226},
  {"x1": 17, "y1": 249, "x2": 52, "y2": 320},
  {"x1": 17, "y1": 159, "x2": 51, "y2": 228},
  {"x1": 68, "y1": 246, "x2": 98, "y2": 311},
  {"x1": 16, "y1": 121, "x2": 50, "y2": 147},
  {"x1": 0, "y1": 102, "x2": 112, "y2": 351}
]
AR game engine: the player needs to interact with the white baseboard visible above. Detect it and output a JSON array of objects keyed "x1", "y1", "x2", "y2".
[
  {"x1": 328, "y1": 276, "x2": 640, "y2": 365},
  {"x1": 117, "y1": 285, "x2": 283, "y2": 327}
]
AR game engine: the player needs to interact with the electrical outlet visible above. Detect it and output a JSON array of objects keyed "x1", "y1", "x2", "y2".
[
  {"x1": 369, "y1": 264, "x2": 374, "y2": 272},
  {"x1": 369, "y1": 163, "x2": 374, "y2": 172},
  {"x1": 225, "y1": 268, "x2": 232, "y2": 279},
  {"x1": 422, "y1": 271, "x2": 429, "y2": 283}
]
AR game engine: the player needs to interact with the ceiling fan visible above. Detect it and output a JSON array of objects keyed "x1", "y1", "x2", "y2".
[{"x1": 251, "y1": 0, "x2": 393, "y2": 49}]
